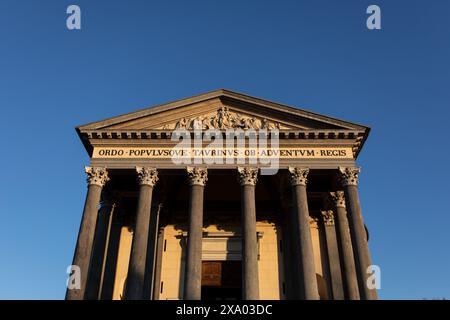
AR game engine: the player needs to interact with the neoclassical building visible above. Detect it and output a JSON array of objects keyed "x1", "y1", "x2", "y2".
[{"x1": 66, "y1": 90, "x2": 377, "y2": 300}]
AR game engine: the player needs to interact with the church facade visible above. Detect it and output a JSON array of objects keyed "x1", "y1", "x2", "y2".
[{"x1": 66, "y1": 89, "x2": 377, "y2": 300}]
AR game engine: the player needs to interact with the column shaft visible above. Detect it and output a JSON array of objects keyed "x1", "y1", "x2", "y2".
[
  {"x1": 125, "y1": 185, "x2": 154, "y2": 299},
  {"x1": 321, "y1": 211, "x2": 345, "y2": 300},
  {"x1": 125, "y1": 167, "x2": 158, "y2": 300},
  {"x1": 85, "y1": 200, "x2": 114, "y2": 300},
  {"x1": 66, "y1": 167, "x2": 109, "y2": 300},
  {"x1": 344, "y1": 185, "x2": 377, "y2": 300},
  {"x1": 339, "y1": 167, "x2": 377, "y2": 300},
  {"x1": 184, "y1": 167, "x2": 207, "y2": 300},
  {"x1": 332, "y1": 192, "x2": 360, "y2": 299},
  {"x1": 293, "y1": 184, "x2": 320, "y2": 299},
  {"x1": 241, "y1": 184, "x2": 259, "y2": 300},
  {"x1": 289, "y1": 167, "x2": 319, "y2": 300}
]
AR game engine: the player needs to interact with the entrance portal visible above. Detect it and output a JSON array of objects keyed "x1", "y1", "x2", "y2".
[{"x1": 201, "y1": 261, "x2": 242, "y2": 300}]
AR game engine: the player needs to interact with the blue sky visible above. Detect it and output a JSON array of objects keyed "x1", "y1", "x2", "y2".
[{"x1": 0, "y1": 0, "x2": 449, "y2": 299}]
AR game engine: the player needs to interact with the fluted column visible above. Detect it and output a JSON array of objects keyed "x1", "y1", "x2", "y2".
[
  {"x1": 66, "y1": 167, "x2": 109, "y2": 300},
  {"x1": 183, "y1": 167, "x2": 208, "y2": 300},
  {"x1": 288, "y1": 167, "x2": 319, "y2": 300},
  {"x1": 238, "y1": 167, "x2": 260, "y2": 300},
  {"x1": 339, "y1": 167, "x2": 377, "y2": 300},
  {"x1": 321, "y1": 210, "x2": 344, "y2": 300},
  {"x1": 125, "y1": 167, "x2": 158, "y2": 300},
  {"x1": 330, "y1": 191, "x2": 360, "y2": 299}
]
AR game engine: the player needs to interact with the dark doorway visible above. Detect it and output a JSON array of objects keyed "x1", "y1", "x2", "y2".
[{"x1": 201, "y1": 261, "x2": 242, "y2": 300}]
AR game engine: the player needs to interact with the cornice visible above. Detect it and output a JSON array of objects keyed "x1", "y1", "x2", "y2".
[{"x1": 79, "y1": 128, "x2": 365, "y2": 140}]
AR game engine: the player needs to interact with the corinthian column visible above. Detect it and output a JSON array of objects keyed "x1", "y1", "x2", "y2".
[
  {"x1": 288, "y1": 167, "x2": 319, "y2": 300},
  {"x1": 66, "y1": 167, "x2": 109, "y2": 300},
  {"x1": 125, "y1": 167, "x2": 158, "y2": 300},
  {"x1": 329, "y1": 191, "x2": 360, "y2": 299},
  {"x1": 183, "y1": 167, "x2": 208, "y2": 300},
  {"x1": 339, "y1": 167, "x2": 377, "y2": 300},
  {"x1": 320, "y1": 210, "x2": 344, "y2": 300},
  {"x1": 238, "y1": 167, "x2": 260, "y2": 300}
]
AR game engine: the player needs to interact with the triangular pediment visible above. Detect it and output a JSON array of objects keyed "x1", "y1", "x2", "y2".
[{"x1": 77, "y1": 89, "x2": 368, "y2": 132}]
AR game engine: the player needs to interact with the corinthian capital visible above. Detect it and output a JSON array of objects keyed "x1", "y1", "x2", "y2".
[
  {"x1": 136, "y1": 167, "x2": 158, "y2": 187},
  {"x1": 339, "y1": 167, "x2": 360, "y2": 186},
  {"x1": 288, "y1": 167, "x2": 309, "y2": 186},
  {"x1": 85, "y1": 167, "x2": 109, "y2": 187},
  {"x1": 187, "y1": 167, "x2": 208, "y2": 186},
  {"x1": 321, "y1": 210, "x2": 335, "y2": 226},
  {"x1": 309, "y1": 216, "x2": 319, "y2": 229},
  {"x1": 329, "y1": 191, "x2": 346, "y2": 208},
  {"x1": 237, "y1": 167, "x2": 258, "y2": 186}
]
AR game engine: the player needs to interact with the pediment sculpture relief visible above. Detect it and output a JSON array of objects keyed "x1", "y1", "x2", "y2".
[{"x1": 169, "y1": 107, "x2": 281, "y2": 130}]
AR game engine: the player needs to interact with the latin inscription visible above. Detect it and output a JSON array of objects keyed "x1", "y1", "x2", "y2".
[{"x1": 92, "y1": 147, "x2": 353, "y2": 159}]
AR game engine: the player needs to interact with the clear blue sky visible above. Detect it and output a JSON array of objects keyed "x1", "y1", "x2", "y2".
[{"x1": 0, "y1": 0, "x2": 449, "y2": 299}]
